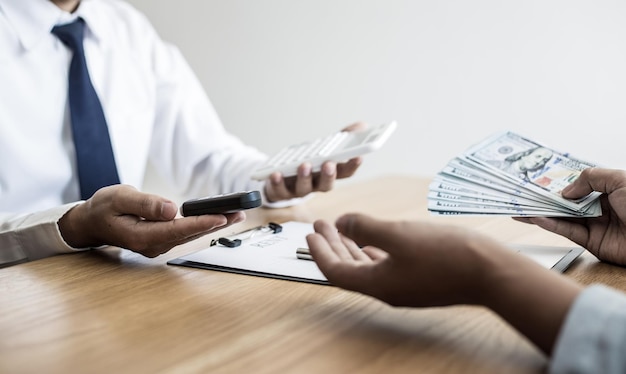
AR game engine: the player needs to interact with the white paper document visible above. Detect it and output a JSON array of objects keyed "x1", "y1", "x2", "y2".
[{"x1": 169, "y1": 222, "x2": 328, "y2": 284}]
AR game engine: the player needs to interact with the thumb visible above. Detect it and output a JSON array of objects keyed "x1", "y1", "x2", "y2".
[
  {"x1": 561, "y1": 168, "x2": 625, "y2": 199},
  {"x1": 113, "y1": 187, "x2": 178, "y2": 221}
]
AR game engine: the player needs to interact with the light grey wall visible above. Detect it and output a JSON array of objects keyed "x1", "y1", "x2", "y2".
[{"x1": 130, "y1": 0, "x2": 626, "y2": 196}]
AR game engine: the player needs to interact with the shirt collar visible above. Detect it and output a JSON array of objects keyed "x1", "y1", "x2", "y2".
[{"x1": 0, "y1": 0, "x2": 105, "y2": 51}]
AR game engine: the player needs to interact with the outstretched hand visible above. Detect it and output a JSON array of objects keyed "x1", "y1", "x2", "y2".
[
  {"x1": 306, "y1": 214, "x2": 506, "y2": 307},
  {"x1": 59, "y1": 185, "x2": 245, "y2": 257}
]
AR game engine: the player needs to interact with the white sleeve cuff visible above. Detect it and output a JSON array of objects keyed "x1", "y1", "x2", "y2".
[
  {"x1": 550, "y1": 284, "x2": 626, "y2": 374},
  {"x1": 258, "y1": 182, "x2": 312, "y2": 209},
  {"x1": 0, "y1": 201, "x2": 88, "y2": 265}
]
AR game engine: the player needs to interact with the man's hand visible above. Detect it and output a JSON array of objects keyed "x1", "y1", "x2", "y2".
[
  {"x1": 515, "y1": 168, "x2": 626, "y2": 265},
  {"x1": 58, "y1": 185, "x2": 245, "y2": 257},
  {"x1": 306, "y1": 213, "x2": 582, "y2": 355},
  {"x1": 306, "y1": 214, "x2": 502, "y2": 307},
  {"x1": 263, "y1": 122, "x2": 366, "y2": 203}
]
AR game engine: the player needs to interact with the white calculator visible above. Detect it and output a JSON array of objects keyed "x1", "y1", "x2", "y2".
[{"x1": 251, "y1": 121, "x2": 397, "y2": 180}]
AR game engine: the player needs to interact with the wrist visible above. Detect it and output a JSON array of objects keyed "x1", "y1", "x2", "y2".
[
  {"x1": 472, "y1": 239, "x2": 583, "y2": 354},
  {"x1": 58, "y1": 202, "x2": 92, "y2": 248}
]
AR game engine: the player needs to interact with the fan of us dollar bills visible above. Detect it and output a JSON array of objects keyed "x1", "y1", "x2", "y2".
[{"x1": 428, "y1": 131, "x2": 602, "y2": 217}]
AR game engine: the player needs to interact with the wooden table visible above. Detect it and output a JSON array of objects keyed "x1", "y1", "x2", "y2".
[{"x1": 2, "y1": 175, "x2": 626, "y2": 373}]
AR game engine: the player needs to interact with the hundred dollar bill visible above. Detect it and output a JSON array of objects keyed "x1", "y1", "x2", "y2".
[
  {"x1": 427, "y1": 176, "x2": 602, "y2": 217},
  {"x1": 427, "y1": 191, "x2": 556, "y2": 211},
  {"x1": 429, "y1": 177, "x2": 566, "y2": 211},
  {"x1": 444, "y1": 158, "x2": 557, "y2": 205},
  {"x1": 427, "y1": 199, "x2": 595, "y2": 217},
  {"x1": 462, "y1": 131, "x2": 601, "y2": 212}
]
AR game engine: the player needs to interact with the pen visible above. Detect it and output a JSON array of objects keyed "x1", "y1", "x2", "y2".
[{"x1": 296, "y1": 248, "x2": 313, "y2": 261}]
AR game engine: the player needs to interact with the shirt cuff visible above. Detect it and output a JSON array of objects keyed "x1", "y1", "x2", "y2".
[
  {"x1": 259, "y1": 183, "x2": 312, "y2": 209},
  {"x1": 550, "y1": 284, "x2": 626, "y2": 374},
  {"x1": 0, "y1": 202, "x2": 91, "y2": 266}
]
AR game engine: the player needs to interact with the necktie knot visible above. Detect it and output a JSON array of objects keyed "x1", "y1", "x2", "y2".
[{"x1": 51, "y1": 18, "x2": 85, "y2": 53}]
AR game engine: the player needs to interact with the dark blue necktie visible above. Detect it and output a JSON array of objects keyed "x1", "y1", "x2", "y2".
[{"x1": 52, "y1": 18, "x2": 120, "y2": 200}]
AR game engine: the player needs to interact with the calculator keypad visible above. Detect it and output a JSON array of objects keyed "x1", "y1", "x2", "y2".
[{"x1": 265, "y1": 132, "x2": 349, "y2": 167}]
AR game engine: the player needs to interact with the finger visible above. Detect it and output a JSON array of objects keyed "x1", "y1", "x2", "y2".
[
  {"x1": 340, "y1": 233, "x2": 372, "y2": 261},
  {"x1": 112, "y1": 213, "x2": 233, "y2": 258},
  {"x1": 312, "y1": 220, "x2": 355, "y2": 261},
  {"x1": 342, "y1": 121, "x2": 368, "y2": 132},
  {"x1": 522, "y1": 217, "x2": 590, "y2": 248},
  {"x1": 107, "y1": 186, "x2": 177, "y2": 221},
  {"x1": 161, "y1": 212, "x2": 244, "y2": 241},
  {"x1": 306, "y1": 232, "x2": 341, "y2": 265},
  {"x1": 265, "y1": 172, "x2": 291, "y2": 201},
  {"x1": 173, "y1": 213, "x2": 244, "y2": 243},
  {"x1": 335, "y1": 213, "x2": 421, "y2": 256},
  {"x1": 154, "y1": 212, "x2": 245, "y2": 249},
  {"x1": 223, "y1": 211, "x2": 247, "y2": 225},
  {"x1": 294, "y1": 163, "x2": 313, "y2": 197},
  {"x1": 361, "y1": 246, "x2": 389, "y2": 261},
  {"x1": 135, "y1": 214, "x2": 229, "y2": 248},
  {"x1": 336, "y1": 157, "x2": 362, "y2": 179},
  {"x1": 315, "y1": 162, "x2": 336, "y2": 192},
  {"x1": 562, "y1": 168, "x2": 626, "y2": 199},
  {"x1": 183, "y1": 212, "x2": 247, "y2": 237},
  {"x1": 306, "y1": 232, "x2": 373, "y2": 290}
]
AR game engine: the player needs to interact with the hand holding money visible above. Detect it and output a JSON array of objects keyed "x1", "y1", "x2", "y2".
[{"x1": 428, "y1": 132, "x2": 602, "y2": 217}]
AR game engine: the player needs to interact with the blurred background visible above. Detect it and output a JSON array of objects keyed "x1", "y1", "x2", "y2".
[{"x1": 127, "y1": 0, "x2": 626, "y2": 199}]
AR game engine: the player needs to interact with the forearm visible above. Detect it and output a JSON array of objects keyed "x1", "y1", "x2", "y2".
[{"x1": 476, "y1": 242, "x2": 583, "y2": 355}]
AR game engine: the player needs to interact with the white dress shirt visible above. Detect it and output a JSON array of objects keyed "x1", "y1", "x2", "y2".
[{"x1": 0, "y1": 0, "x2": 269, "y2": 265}]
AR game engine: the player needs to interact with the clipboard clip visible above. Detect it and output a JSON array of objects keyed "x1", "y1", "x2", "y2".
[{"x1": 210, "y1": 222, "x2": 283, "y2": 248}]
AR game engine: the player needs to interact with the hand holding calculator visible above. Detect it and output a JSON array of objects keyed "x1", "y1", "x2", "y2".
[{"x1": 251, "y1": 121, "x2": 397, "y2": 181}]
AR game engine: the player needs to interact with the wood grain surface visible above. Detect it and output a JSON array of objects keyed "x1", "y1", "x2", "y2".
[{"x1": 2, "y1": 175, "x2": 624, "y2": 374}]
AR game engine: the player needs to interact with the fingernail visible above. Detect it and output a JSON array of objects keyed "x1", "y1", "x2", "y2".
[
  {"x1": 270, "y1": 172, "x2": 282, "y2": 185},
  {"x1": 161, "y1": 201, "x2": 177, "y2": 219},
  {"x1": 300, "y1": 164, "x2": 312, "y2": 177},
  {"x1": 323, "y1": 162, "x2": 336, "y2": 176},
  {"x1": 561, "y1": 184, "x2": 573, "y2": 196}
]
